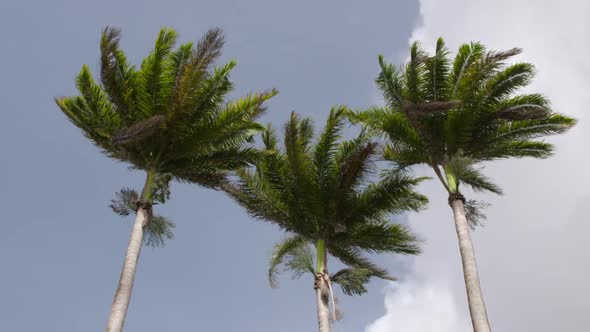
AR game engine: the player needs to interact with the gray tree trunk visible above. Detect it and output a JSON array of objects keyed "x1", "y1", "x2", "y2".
[
  {"x1": 106, "y1": 206, "x2": 148, "y2": 332},
  {"x1": 316, "y1": 278, "x2": 331, "y2": 332},
  {"x1": 450, "y1": 198, "x2": 491, "y2": 332}
]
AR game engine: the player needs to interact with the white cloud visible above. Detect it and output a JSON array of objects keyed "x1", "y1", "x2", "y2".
[
  {"x1": 365, "y1": 278, "x2": 470, "y2": 332},
  {"x1": 368, "y1": 1, "x2": 590, "y2": 331}
]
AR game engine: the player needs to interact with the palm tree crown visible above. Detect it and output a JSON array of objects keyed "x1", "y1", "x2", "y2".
[
  {"x1": 56, "y1": 26, "x2": 277, "y2": 188},
  {"x1": 225, "y1": 107, "x2": 427, "y2": 298},
  {"x1": 353, "y1": 38, "x2": 575, "y2": 198}
]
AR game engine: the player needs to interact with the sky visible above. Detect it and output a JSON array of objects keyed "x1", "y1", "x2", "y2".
[
  {"x1": 0, "y1": 1, "x2": 587, "y2": 331},
  {"x1": 368, "y1": 1, "x2": 590, "y2": 331}
]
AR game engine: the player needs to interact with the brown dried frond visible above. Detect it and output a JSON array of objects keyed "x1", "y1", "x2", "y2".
[
  {"x1": 485, "y1": 47, "x2": 522, "y2": 63},
  {"x1": 403, "y1": 100, "x2": 462, "y2": 116},
  {"x1": 193, "y1": 27, "x2": 225, "y2": 72},
  {"x1": 111, "y1": 115, "x2": 165, "y2": 145}
]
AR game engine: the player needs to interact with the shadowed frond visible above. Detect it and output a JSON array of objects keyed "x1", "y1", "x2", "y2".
[
  {"x1": 404, "y1": 41, "x2": 428, "y2": 103},
  {"x1": 109, "y1": 188, "x2": 139, "y2": 216},
  {"x1": 152, "y1": 173, "x2": 173, "y2": 204},
  {"x1": 314, "y1": 106, "x2": 348, "y2": 193},
  {"x1": 143, "y1": 214, "x2": 175, "y2": 248},
  {"x1": 100, "y1": 26, "x2": 138, "y2": 124},
  {"x1": 345, "y1": 170, "x2": 428, "y2": 224},
  {"x1": 479, "y1": 140, "x2": 554, "y2": 160},
  {"x1": 425, "y1": 38, "x2": 451, "y2": 101},
  {"x1": 111, "y1": 115, "x2": 165, "y2": 145},
  {"x1": 464, "y1": 199, "x2": 489, "y2": 230},
  {"x1": 336, "y1": 221, "x2": 421, "y2": 255},
  {"x1": 377, "y1": 55, "x2": 404, "y2": 107},
  {"x1": 445, "y1": 155, "x2": 502, "y2": 195},
  {"x1": 331, "y1": 267, "x2": 372, "y2": 296},
  {"x1": 108, "y1": 186, "x2": 175, "y2": 248},
  {"x1": 284, "y1": 244, "x2": 315, "y2": 279},
  {"x1": 268, "y1": 235, "x2": 308, "y2": 288},
  {"x1": 329, "y1": 246, "x2": 396, "y2": 282},
  {"x1": 262, "y1": 124, "x2": 279, "y2": 151}
]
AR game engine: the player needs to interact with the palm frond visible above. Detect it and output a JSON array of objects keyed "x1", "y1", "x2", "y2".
[
  {"x1": 376, "y1": 55, "x2": 404, "y2": 107},
  {"x1": 491, "y1": 112, "x2": 575, "y2": 143},
  {"x1": 169, "y1": 42, "x2": 194, "y2": 87},
  {"x1": 331, "y1": 267, "x2": 372, "y2": 296},
  {"x1": 334, "y1": 137, "x2": 377, "y2": 209},
  {"x1": 268, "y1": 235, "x2": 308, "y2": 288},
  {"x1": 484, "y1": 63, "x2": 535, "y2": 105},
  {"x1": 262, "y1": 124, "x2": 279, "y2": 150},
  {"x1": 336, "y1": 220, "x2": 421, "y2": 255},
  {"x1": 109, "y1": 188, "x2": 139, "y2": 216},
  {"x1": 208, "y1": 89, "x2": 277, "y2": 137},
  {"x1": 464, "y1": 199, "x2": 489, "y2": 230},
  {"x1": 329, "y1": 246, "x2": 396, "y2": 282},
  {"x1": 283, "y1": 112, "x2": 318, "y2": 214},
  {"x1": 100, "y1": 26, "x2": 138, "y2": 124},
  {"x1": 450, "y1": 42, "x2": 485, "y2": 97},
  {"x1": 137, "y1": 27, "x2": 177, "y2": 116},
  {"x1": 345, "y1": 170, "x2": 428, "y2": 224},
  {"x1": 444, "y1": 155, "x2": 503, "y2": 194},
  {"x1": 194, "y1": 27, "x2": 225, "y2": 73},
  {"x1": 313, "y1": 106, "x2": 347, "y2": 193},
  {"x1": 152, "y1": 173, "x2": 173, "y2": 204},
  {"x1": 143, "y1": 214, "x2": 175, "y2": 247},
  {"x1": 479, "y1": 140, "x2": 554, "y2": 160},
  {"x1": 285, "y1": 243, "x2": 315, "y2": 279},
  {"x1": 404, "y1": 41, "x2": 427, "y2": 102},
  {"x1": 382, "y1": 142, "x2": 427, "y2": 167},
  {"x1": 424, "y1": 37, "x2": 451, "y2": 101},
  {"x1": 75, "y1": 64, "x2": 119, "y2": 132},
  {"x1": 111, "y1": 115, "x2": 165, "y2": 145},
  {"x1": 225, "y1": 168, "x2": 291, "y2": 226}
]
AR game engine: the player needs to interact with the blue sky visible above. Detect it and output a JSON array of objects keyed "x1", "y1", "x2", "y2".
[
  {"x1": 0, "y1": 1, "x2": 420, "y2": 331},
  {"x1": 2, "y1": 1, "x2": 589, "y2": 331}
]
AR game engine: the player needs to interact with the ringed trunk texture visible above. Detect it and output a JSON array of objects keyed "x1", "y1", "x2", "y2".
[
  {"x1": 316, "y1": 281, "x2": 331, "y2": 332},
  {"x1": 106, "y1": 207, "x2": 148, "y2": 332},
  {"x1": 106, "y1": 171, "x2": 154, "y2": 332},
  {"x1": 450, "y1": 198, "x2": 491, "y2": 332},
  {"x1": 315, "y1": 239, "x2": 331, "y2": 332}
]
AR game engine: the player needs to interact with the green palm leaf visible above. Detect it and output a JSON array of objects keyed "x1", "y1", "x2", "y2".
[{"x1": 225, "y1": 110, "x2": 426, "y2": 304}]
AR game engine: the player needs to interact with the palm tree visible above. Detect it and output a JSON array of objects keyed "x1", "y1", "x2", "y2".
[
  {"x1": 55, "y1": 26, "x2": 276, "y2": 332},
  {"x1": 352, "y1": 39, "x2": 576, "y2": 332},
  {"x1": 223, "y1": 107, "x2": 427, "y2": 332}
]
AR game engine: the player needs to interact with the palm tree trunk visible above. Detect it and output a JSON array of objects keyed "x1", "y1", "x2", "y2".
[
  {"x1": 106, "y1": 171, "x2": 154, "y2": 332},
  {"x1": 449, "y1": 195, "x2": 491, "y2": 332},
  {"x1": 315, "y1": 239, "x2": 331, "y2": 332}
]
